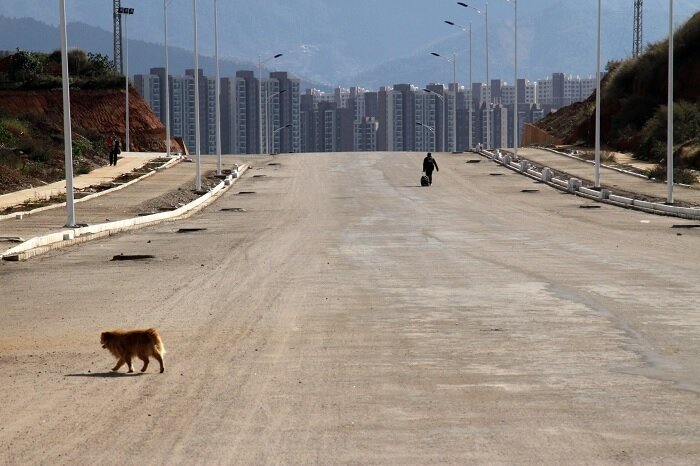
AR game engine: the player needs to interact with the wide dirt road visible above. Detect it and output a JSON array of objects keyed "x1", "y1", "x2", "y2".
[{"x1": 1, "y1": 152, "x2": 699, "y2": 465}]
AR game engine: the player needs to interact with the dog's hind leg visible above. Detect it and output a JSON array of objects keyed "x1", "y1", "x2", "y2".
[
  {"x1": 139, "y1": 355, "x2": 149, "y2": 372},
  {"x1": 153, "y1": 352, "x2": 164, "y2": 373},
  {"x1": 125, "y1": 356, "x2": 134, "y2": 373},
  {"x1": 112, "y1": 358, "x2": 125, "y2": 372}
]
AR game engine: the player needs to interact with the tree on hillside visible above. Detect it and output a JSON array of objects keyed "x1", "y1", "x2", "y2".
[{"x1": 9, "y1": 49, "x2": 44, "y2": 81}]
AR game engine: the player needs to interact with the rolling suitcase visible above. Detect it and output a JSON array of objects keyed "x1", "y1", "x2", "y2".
[{"x1": 420, "y1": 173, "x2": 430, "y2": 186}]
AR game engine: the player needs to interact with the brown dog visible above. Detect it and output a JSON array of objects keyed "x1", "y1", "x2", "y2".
[{"x1": 100, "y1": 328, "x2": 165, "y2": 373}]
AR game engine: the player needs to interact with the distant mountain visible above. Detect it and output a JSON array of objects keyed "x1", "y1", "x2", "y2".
[
  {"x1": 0, "y1": 1, "x2": 697, "y2": 88},
  {"x1": 0, "y1": 16, "x2": 328, "y2": 90}
]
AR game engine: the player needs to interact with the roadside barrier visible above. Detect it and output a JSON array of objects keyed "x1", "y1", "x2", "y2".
[
  {"x1": 480, "y1": 149, "x2": 700, "y2": 221},
  {"x1": 1, "y1": 164, "x2": 247, "y2": 261}
]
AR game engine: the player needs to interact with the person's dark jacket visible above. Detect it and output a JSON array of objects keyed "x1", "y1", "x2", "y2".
[{"x1": 423, "y1": 155, "x2": 439, "y2": 173}]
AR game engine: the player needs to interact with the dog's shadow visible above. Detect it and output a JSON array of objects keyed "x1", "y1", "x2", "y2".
[{"x1": 65, "y1": 371, "x2": 144, "y2": 378}]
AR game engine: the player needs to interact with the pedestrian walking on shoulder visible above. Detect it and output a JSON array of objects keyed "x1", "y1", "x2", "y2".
[
  {"x1": 422, "y1": 152, "x2": 439, "y2": 185},
  {"x1": 110, "y1": 138, "x2": 121, "y2": 166}
]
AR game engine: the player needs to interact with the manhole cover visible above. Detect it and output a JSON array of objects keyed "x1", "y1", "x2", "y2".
[
  {"x1": 238, "y1": 191, "x2": 256, "y2": 195},
  {"x1": 111, "y1": 254, "x2": 155, "y2": 261},
  {"x1": 268, "y1": 163, "x2": 281, "y2": 166},
  {"x1": 253, "y1": 175, "x2": 267, "y2": 178},
  {"x1": 521, "y1": 189, "x2": 539, "y2": 193},
  {"x1": 176, "y1": 228, "x2": 207, "y2": 233},
  {"x1": 672, "y1": 224, "x2": 700, "y2": 229},
  {"x1": 579, "y1": 205, "x2": 602, "y2": 209},
  {"x1": 220, "y1": 208, "x2": 247, "y2": 212},
  {"x1": 489, "y1": 173, "x2": 505, "y2": 176},
  {"x1": 466, "y1": 160, "x2": 481, "y2": 164}
]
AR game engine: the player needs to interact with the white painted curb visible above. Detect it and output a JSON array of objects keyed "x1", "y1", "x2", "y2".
[
  {"x1": 0, "y1": 156, "x2": 183, "y2": 222},
  {"x1": 1, "y1": 164, "x2": 248, "y2": 261}
]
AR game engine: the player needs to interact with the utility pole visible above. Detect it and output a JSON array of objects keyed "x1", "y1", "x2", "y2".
[
  {"x1": 633, "y1": 0, "x2": 643, "y2": 58},
  {"x1": 113, "y1": 0, "x2": 123, "y2": 73}
]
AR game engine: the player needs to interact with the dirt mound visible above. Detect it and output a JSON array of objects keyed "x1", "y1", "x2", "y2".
[
  {"x1": 0, "y1": 88, "x2": 184, "y2": 193},
  {"x1": 532, "y1": 11, "x2": 700, "y2": 170}
]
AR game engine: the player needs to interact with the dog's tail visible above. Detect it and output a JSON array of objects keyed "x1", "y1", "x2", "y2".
[{"x1": 146, "y1": 328, "x2": 166, "y2": 355}]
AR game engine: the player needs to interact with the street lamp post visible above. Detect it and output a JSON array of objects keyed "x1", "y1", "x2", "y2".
[
  {"x1": 505, "y1": 0, "x2": 518, "y2": 160},
  {"x1": 59, "y1": 0, "x2": 75, "y2": 227},
  {"x1": 423, "y1": 88, "x2": 447, "y2": 153},
  {"x1": 445, "y1": 20, "x2": 473, "y2": 150},
  {"x1": 163, "y1": 0, "x2": 172, "y2": 158},
  {"x1": 667, "y1": 0, "x2": 674, "y2": 204},
  {"x1": 118, "y1": 7, "x2": 134, "y2": 151},
  {"x1": 430, "y1": 52, "x2": 457, "y2": 153},
  {"x1": 416, "y1": 122, "x2": 436, "y2": 135},
  {"x1": 273, "y1": 124, "x2": 293, "y2": 137},
  {"x1": 214, "y1": 0, "x2": 222, "y2": 175},
  {"x1": 267, "y1": 89, "x2": 287, "y2": 154},
  {"x1": 193, "y1": 0, "x2": 201, "y2": 191},
  {"x1": 594, "y1": 0, "x2": 602, "y2": 188},
  {"x1": 257, "y1": 54, "x2": 283, "y2": 155},
  {"x1": 458, "y1": 2, "x2": 488, "y2": 149}
]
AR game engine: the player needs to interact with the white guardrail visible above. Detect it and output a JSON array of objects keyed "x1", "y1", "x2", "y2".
[
  {"x1": 480, "y1": 149, "x2": 700, "y2": 221},
  {"x1": 1, "y1": 164, "x2": 247, "y2": 261}
]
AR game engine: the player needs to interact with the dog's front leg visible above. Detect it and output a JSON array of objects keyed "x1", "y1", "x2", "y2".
[
  {"x1": 112, "y1": 358, "x2": 125, "y2": 371},
  {"x1": 125, "y1": 356, "x2": 134, "y2": 373},
  {"x1": 140, "y1": 356, "x2": 149, "y2": 372}
]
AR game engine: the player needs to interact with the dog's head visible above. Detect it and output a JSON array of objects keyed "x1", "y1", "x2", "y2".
[{"x1": 100, "y1": 332, "x2": 112, "y2": 349}]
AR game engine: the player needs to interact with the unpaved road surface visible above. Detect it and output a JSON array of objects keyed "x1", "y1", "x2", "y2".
[{"x1": 1, "y1": 152, "x2": 700, "y2": 465}]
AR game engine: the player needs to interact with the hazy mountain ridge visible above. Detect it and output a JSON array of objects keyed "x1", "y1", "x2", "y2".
[
  {"x1": 0, "y1": 1, "x2": 697, "y2": 88},
  {"x1": 0, "y1": 16, "x2": 329, "y2": 90}
]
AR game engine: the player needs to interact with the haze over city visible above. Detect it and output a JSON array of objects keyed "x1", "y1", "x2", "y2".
[{"x1": 1, "y1": 0, "x2": 698, "y2": 86}]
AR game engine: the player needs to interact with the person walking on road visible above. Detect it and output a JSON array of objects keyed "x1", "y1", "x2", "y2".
[
  {"x1": 423, "y1": 152, "x2": 439, "y2": 185},
  {"x1": 110, "y1": 137, "x2": 121, "y2": 166}
]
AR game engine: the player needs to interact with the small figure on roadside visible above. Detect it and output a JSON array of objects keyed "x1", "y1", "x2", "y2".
[
  {"x1": 110, "y1": 137, "x2": 121, "y2": 166},
  {"x1": 422, "y1": 152, "x2": 439, "y2": 186}
]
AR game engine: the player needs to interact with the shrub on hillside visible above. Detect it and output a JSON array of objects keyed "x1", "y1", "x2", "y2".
[
  {"x1": 643, "y1": 165, "x2": 698, "y2": 185},
  {"x1": 637, "y1": 101, "x2": 700, "y2": 161},
  {"x1": 8, "y1": 50, "x2": 45, "y2": 82},
  {"x1": 0, "y1": 118, "x2": 28, "y2": 148}
]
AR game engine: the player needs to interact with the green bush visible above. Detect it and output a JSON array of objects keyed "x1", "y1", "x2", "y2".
[
  {"x1": 0, "y1": 126, "x2": 17, "y2": 147},
  {"x1": 28, "y1": 148, "x2": 51, "y2": 163},
  {"x1": 9, "y1": 50, "x2": 45, "y2": 82},
  {"x1": 643, "y1": 165, "x2": 698, "y2": 184},
  {"x1": 86, "y1": 53, "x2": 116, "y2": 77},
  {"x1": 0, "y1": 118, "x2": 28, "y2": 147},
  {"x1": 637, "y1": 101, "x2": 700, "y2": 161},
  {"x1": 72, "y1": 136, "x2": 93, "y2": 158}
]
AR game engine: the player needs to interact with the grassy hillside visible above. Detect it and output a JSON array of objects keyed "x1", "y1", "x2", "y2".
[
  {"x1": 536, "y1": 11, "x2": 700, "y2": 176},
  {"x1": 0, "y1": 49, "x2": 182, "y2": 194}
]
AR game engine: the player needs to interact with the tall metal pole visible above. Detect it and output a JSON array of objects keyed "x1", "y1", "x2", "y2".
[
  {"x1": 60, "y1": 0, "x2": 75, "y2": 227},
  {"x1": 469, "y1": 23, "x2": 472, "y2": 150},
  {"x1": 124, "y1": 13, "x2": 130, "y2": 151},
  {"x1": 266, "y1": 87, "x2": 271, "y2": 155},
  {"x1": 594, "y1": 0, "x2": 602, "y2": 188},
  {"x1": 193, "y1": 0, "x2": 201, "y2": 191},
  {"x1": 452, "y1": 53, "x2": 457, "y2": 153},
  {"x1": 164, "y1": 0, "x2": 171, "y2": 158},
  {"x1": 214, "y1": 0, "x2": 222, "y2": 174},
  {"x1": 667, "y1": 0, "x2": 674, "y2": 203},
  {"x1": 513, "y1": 0, "x2": 518, "y2": 160},
  {"x1": 258, "y1": 56, "x2": 263, "y2": 155},
  {"x1": 485, "y1": 1, "x2": 490, "y2": 149}
]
